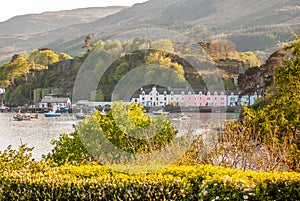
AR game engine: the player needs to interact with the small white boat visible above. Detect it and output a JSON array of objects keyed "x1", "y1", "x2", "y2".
[
  {"x1": 171, "y1": 115, "x2": 191, "y2": 121},
  {"x1": 152, "y1": 109, "x2": 169, "y2": 115},
  {"x1": 44, "y1": 111, "x2": 61, "y2": 117}
]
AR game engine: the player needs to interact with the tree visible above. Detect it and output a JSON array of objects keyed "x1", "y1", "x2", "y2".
[
  {"x1": 46, "y1": 102, "x2": 177, "y2": 165},
  {"x1": 59, "y1": 53, "x2": 73, "y2": 60},
  {"x1": 0, "y1": 53, "x2": 30, "y2": 87},
  {"x1": 200, "y1": 39, "x2": 236, "y2": 58},
  {"x1": 83, "y1": 36, "x2": 91, "y2": 52},
  {"x1": 240, "y1": 35, "x2": 300, "y2": 171},
  {"x1": 151, "y1": 39, "x2": 174, "y2": 52},
  {"x1": 146, "y1": 51, "x2": 184, "y2": 76},
  {"x1": 28, "y1": 49, "x2": 59, "y2": 69}
]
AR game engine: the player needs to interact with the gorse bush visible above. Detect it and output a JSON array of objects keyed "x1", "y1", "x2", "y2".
[
  {"x1": 0, "y1": 164, "x2": 299, "y2": 200},
  {"x1": 1, "y1": 144, "x2": 299, "y2": 200},
  {"x1": 0, "y1": 144, "x2": 34, "y2": 172}
]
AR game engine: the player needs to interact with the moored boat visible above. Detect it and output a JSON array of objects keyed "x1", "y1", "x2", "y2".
[
  {"x1": 44, "y1": 111, "x2": 61, "y2": 117},
  {"x1": 14, "y1": 114, "x2": 31, "y2": 121},
  {"x1": 152, "y1": 109, "x2": 169, "y2": 115},
  {"x1": 56, "y1": 108, "x2": 70, "y2": 113}
]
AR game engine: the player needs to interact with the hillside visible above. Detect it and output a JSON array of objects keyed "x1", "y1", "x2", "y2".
[
  {"x1": 44, "y1": 0, "x2": 300, "y2": 54},
  {"x1": 0, "y1": 7, "x2": 126, "y2": 35},
  {"x1": 0, "y1": 0, "x2": 299, "y2": 64},
  {"x1": 0, "y1": 7, "x2": 126, "y2": 64}
]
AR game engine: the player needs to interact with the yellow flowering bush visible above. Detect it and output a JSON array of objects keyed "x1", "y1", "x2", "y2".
[{"x1": 0, "y1": 164, "x2": 299, "y2": 200}]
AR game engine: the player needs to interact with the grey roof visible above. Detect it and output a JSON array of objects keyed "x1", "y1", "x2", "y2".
[{"x1": 40, "y1": 97, "x2": 70, "y2": 103}]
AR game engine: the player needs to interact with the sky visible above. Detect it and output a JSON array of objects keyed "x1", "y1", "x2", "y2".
[{"x1": 0, "y1": 0, "x2": 148, "y2": 22}]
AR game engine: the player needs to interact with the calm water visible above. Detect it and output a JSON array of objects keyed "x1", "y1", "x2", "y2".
[
  {"x1": 0, "y1": 112, "x2": 238, "y2": 160},
  {"x1": 0, "y1": 113, "x2": 79, "y2": 160}
]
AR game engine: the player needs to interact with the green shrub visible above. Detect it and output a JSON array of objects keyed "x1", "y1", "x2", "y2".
[{"x1": 0, "y1": 164, "x2": 299, "y2": 200}]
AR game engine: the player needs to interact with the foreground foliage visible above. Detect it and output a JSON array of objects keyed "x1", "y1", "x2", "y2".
[
  {"x1": 180, "y1": 35, "x2": 300, "y2": 172},
  {"x1": 0, "y1": 163, "x2": 299, "y2": 200}
]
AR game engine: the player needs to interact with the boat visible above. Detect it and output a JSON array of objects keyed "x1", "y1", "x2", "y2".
[
  {"x1": 13, "y1": 113, "x2": 39, "y2": 121},
  {"x1": 75, "y1": 108, "x2": 89, "y2": 119},
  {"x1": 14, "y1": 114, "x2": 31, "y2": 121},
  {"x1": 44, "y1": 111, "x2": 61, "y2": 117},
  {"x1": 171, "y1": 114, "x2": 191, "y2": 121},
  {"x1": 152, "y1": 109, "x2": 169, "y2": 115},
  {"x1": 75, "y1": 112, "x2": 85, "y2": 119},
  {"x1": 30, "y1": 114, "x2": 39, "y2": 119},
  {"x1": 56, "y1": 108, "x2": 70, "y2": 113}
]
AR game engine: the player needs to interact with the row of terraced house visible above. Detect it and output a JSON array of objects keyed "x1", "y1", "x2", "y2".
[{"x1": 132, "y1": 87, "x2": 259, "y2": 107}]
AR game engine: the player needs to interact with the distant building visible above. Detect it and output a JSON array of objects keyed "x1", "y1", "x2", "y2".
[
  {"x1": 227, "y1": 91, "x2": 258, "y2": 106},
  {"x1": 39, "y1": 94, "x2": 71, "y2": 109},
  {"x1": 227, "y1": 91, "x2": 239, "y2": 106},
  {"x1": 132, "y1": 87, "x2": 258, "y2": 107},
  {"x1": 132, "y1": 87, "x2": 188, "y2": 107},
  {"x1": 184, "y1": 90, "x2": 226, "y2": 107}
]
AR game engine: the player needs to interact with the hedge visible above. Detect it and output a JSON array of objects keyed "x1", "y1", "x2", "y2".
[{"x1": 0, "y1": 164, "x2": 299, "y2": 200}]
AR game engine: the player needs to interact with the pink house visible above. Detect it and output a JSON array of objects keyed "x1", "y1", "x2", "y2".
[
  {"x1": 208, "y1": 91, "x2": 226, "y2": 106},
  {"x1": 184, "y1": 91, "x2": 226, "y2": 107},
  {"x1": 184, "y1": 91, "x2": 207, "y2": 107}
]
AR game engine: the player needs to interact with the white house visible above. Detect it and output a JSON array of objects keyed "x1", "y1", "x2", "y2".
[
  {"x1": 132, "y1": 87, "x2": 186, "y2": 107},
  {"x1": 132, "y1": 87, "x2": 170, "y2": 107},
  {"x1": 39, "y1": 95, "x2": 71, "y2": 108},
  {"x1": 227, "y1": 91, "x2": 258, "y2": 106},
  {"x1": 227, "y1": 92, "x2": 239, "y2": 106}
]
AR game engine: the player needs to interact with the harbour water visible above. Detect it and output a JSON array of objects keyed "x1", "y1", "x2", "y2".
[
  {"x1": 0, "y1": 112, "x2": 239, "y2": 160},
  {"x1": 0, "y1": 113, "x2": 79, "y2": 160}
]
